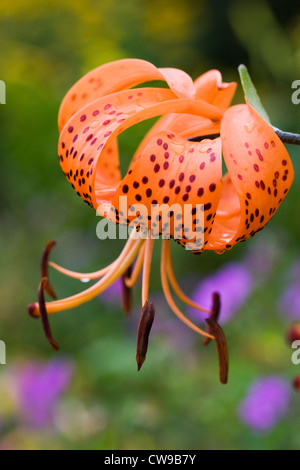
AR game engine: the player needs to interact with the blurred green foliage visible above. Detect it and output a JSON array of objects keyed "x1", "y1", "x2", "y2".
[{"x1": 0, "y1": 0, "x2": 299, "y2": 450}]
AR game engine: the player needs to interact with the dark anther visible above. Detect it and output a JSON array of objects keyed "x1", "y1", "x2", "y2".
[
  {"x1": 136, "y1": 301, "x2": 155, "y2": 371},
  {"x1": 293, "y1": 376, "x2": 300, "y2": 391},
  {"x1": 205, "y1": 317, "x2": 229, "y2": 385},
  {"x1": 41, "y1": 241, "x2": 57, "y2": 299},
  {"x1": 286, "y1": 324, "x2": 300, "y2": 345},
  {"x1": 122, "y1": 266, "x2": 132, "y2": 316},
  {"x1": 187, "y1": 133, "x2": 220, "y2": 142},
  {"x1": 203, "y1": 292, "x2": 221, "y2": 346},
  {"x1": 38, "y1": 277, "x2": 59, "y2": 352}
]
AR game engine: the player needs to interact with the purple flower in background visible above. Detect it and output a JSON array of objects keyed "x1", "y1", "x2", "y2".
[
  {"x1": 100, "y1": 278, "x2": 123, "y2": 305},
  {"x1": 189, "y1": 262, "x2": 253, "y2": 324},
  {"x1": 278, "y1": 281, "x2": 300, "y2": 321},
  {"x1": 15, "y1": 358, "x2": 74, "y2": 428},
  {"x1": 238, "y1": 377, "x2": 291, "y2": 432}
]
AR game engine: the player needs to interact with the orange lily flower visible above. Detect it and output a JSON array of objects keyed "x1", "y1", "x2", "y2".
[{"x1": 28, "y1": 59, "x2": 294, "y2": 382}]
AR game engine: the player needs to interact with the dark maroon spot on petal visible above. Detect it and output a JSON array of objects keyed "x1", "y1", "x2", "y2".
[
  {"x1": 179, "y1": 172, "x2": 184, "y2": 182},
  {"x1": 157, "y1": 139, "x2": 162, "y2": 146},
  {"x1": 282, "y1": 159, "x2": 287, "y2": 166},
  {"x1": 150, "y1": 154, "x2": 156, "y2": 162},
  {"x1": 256, "y1": 149, "x2": 264, "y2": 161},
  {"x1": 164, "y1": 162, "x2": 169, "y2": 170},
  {"x1": 163, "y1": 196, "x2": 169, "y2": 204},
  {"x1": 189, "y1": 175, "x2": 196, "y2": 183},
  {"x1": 122, "y1": 185, "x2": 129, "y2": 194},
  {"x1": 133, "y1": 181, "x2": 139, "y2": 189},
  {"x1": 200, "y1": 162, "x2": 205, "y2": 170},
  {"x1": 204, "y1": 203, "x2": 212, "y2": 211},
  {"x1": 209, "y1": 183, "x2": 216, "y2": 191},
  {"x1": 169, "y1": 179, "x2": 175, "y2": 189},
  {"x1": 246, "y1": 192, "x2": 251, "y2": 200},
  {"x1": 68, "y1": 126, "x2": 74, "y2": 133},
  {"x1": 254, "y1": 164, "x2": 259, "y2": 172},
  {"x1": 142, "y1": 176, "x2": 148, "y2": 184},
  {"x1": 197, "y1": 188, "x2": 204, "y2": 197},
  {"x1": 182, "y1": 194, "x2": 189, "y2": 202},
  {"x1": 146, "y1": 188, "x2": 152, "y2": 197},
  {"x1": 154, "y1": 164, "x2": 160, "y2": 173},
  {"x1": 179, "y1": 155, "x2": 184, "y2": 163}
]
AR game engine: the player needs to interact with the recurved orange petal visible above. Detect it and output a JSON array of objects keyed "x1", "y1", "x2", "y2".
[
  {"x1": 131, "y1": 70, "x2": 236, "y2": 166},
  {"x1": 112, "y1": 132, "x2": 222, "y2": 251},
  {"x1": 207, "y1": 104, "x2": 294, "y2": 252},
  {"x1": 58, "y1": 87, "x2": 222, "y2": 215},
  {"x1": 58, "y1": 58, "x2": 196, "y2": 130}
]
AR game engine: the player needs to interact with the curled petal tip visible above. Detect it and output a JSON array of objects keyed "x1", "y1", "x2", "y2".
[{"x1": 136, "y1": 301, "x2": 155, "y2": 371}]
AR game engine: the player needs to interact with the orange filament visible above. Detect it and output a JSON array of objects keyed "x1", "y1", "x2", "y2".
[
  {"x1": 165, "y1": 241, "x2": 211, "y2": 315},
  {"x1": 30, "y1": 231, "x2": 144, "y2": 316},
  {"x1": 142, "y1": 237, "x2": 155, "y2": 305},
  {"x1": 124, "y1": 243, "x2": 146, "y2": 288},
  {"x1": 160, "y1": 239, "x2": 214, "y2": 340}
]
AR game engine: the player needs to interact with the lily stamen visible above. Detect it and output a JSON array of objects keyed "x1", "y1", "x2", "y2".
[
  {"x1": 38, "y1": 278, "x2": 59, "y2": 352},
  {"x1": 29, "y1": 231, "x2": 144, "y2": 317},
  {"x1": 161, "y1": 240, "x2": 214, "y2": 340},
  {"x1": 165, "y1": 241, "x2": 211, "y2": 315},
  {"x1": 41, "y1": 241, "x2": 57, "y2": 299}
]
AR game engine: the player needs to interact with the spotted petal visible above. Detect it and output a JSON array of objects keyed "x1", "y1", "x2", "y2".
[
  {"x1": 58, "y1": 87, "x2": 222, "y2": 214},
  {"x1": 112, "y1": 131, "x2": 222, "y2": 252},
  {"x1": 207, "y1": 104, "x2": 294, "y2": 252}
]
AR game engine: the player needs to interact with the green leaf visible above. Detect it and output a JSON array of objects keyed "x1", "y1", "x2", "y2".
[{"x1": 238, "y1": 64, "x2": 271, "y2": 124}]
